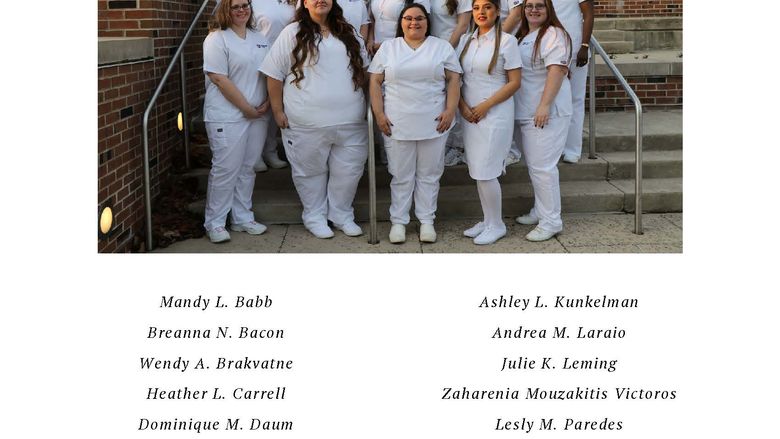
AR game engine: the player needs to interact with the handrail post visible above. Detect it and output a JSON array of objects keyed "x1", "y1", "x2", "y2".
[
  {"x1": 367, "y1": 104, "x2": 378, "y2": 244},
  {"x1": 588, "y1": 45, "x2": 596, "y2": 159},
  {"x1": 180, "y1": 52, "x2": 191, "y2": 169},
  {"x1": 634, "y1": 105, "x2": 643, "y2": 234}
]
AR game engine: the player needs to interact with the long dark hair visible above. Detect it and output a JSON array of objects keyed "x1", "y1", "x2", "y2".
[
  {"x1": 515, "y1": 0, "x2": 572, "y2": 67},
  {"x1": 445, "y1": 0, "x2": 459, "y2": 15},
  {"x1": 290, "y1": 1, "x2": 366, "y2": 90},
  {"x1": 395, "y1": 3, "x2": 432, "y2": 38},
  {"x1": 458, "y1": 0, "x2": 502, "y2": 74}
]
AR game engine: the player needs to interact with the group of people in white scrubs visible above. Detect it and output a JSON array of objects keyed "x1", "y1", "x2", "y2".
[{"x1": 201, "y1": 0, "x2": 593, "y2": 245}]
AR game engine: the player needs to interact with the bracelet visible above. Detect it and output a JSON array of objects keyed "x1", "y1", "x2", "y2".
[{"x1": 581, "y1": 43, "x2": 590, "y2": 48}]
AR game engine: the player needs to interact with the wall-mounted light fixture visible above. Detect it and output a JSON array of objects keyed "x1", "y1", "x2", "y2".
[
  {"x1": 177, "y1": 112, "x2": 184, "y2": 132},
  {"x1": 98, "y1": 199, "x2": 116, "y2": 240}
]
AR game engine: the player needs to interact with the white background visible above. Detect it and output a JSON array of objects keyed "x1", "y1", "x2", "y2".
[{"x1": 1, "y1": 1, "x2": 778, "y2": 437}]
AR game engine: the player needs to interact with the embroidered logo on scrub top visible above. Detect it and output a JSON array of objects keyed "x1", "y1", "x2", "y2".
[
  {"x1": 257, "y1": 44, "x2": 268, "y2": 48},
  {"x1": 513, "y1": 0, "x2": 521, "y2": 5}
]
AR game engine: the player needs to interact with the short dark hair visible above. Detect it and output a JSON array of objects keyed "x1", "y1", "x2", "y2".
[{"x1": 395, "y1": 3, "x2": 432, "y2": 38}]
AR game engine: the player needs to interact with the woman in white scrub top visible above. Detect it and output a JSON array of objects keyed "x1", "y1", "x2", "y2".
[
  {"x1": 297, "y1": 0, "x2": 370, "y2": 39},
  {"x1": 252, "y1": 0, "x2": 296, "y2": 171},
  {"x1": 261, "y1": 0, "x2": 370, "y2": 239},
  {"x1": 202, "y1": 0, "x2": 272, "y2": 243},
  {"x1": 513, "y1": 0, "x2": 572, "y2": 241},
  {"x1": 457, "y1": 0, "x2": 522, "y2": 245},
  {"x1": 369, "y1": 3, "x2": 462, "y2": 244},
  {"x1": 367, "y1": 0, "x2": 431, "y2": 54}
]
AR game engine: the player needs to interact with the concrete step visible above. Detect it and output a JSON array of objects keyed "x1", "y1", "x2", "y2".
[
  {"x1": 187, "y1": 178, "x2": 682, "y2": 224},
  {"x1": 599, "y1": 41, "x2": 634, "y2": 54},
  {"x1": 600, "y1": 150, "x2": 682, "y2": 179},
  {"x1": 592, "y1": 29, "x2": 627, "y2": 42},
  {"x1": 594, "y1": 19, "x2": 617, "y2": 30}
]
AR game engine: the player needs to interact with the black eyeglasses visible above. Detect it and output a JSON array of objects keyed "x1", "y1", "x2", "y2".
[
  {"x1": 524, "y1": 3, "x2": 546, "y2": 10},
  {"x1": 230, "y1": 2, "x2": 252, "y2": 11},
  {"x1": 402, "y1": 16, "x2": 427, "y2": 22}
]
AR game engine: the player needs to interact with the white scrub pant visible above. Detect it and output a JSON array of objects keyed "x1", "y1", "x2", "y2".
[
  {"x1": 282, "y1": 123, "x2": 368, "y2": 229},
  {"x1": 204, "y1": 118, "x2": 268, "y2": 231},
  {"x1": 384, "y1": 134, "x2": 448, "y2": 225},
  {"x1": 518, "y1": 116, "x2": 570, "y2": 233},
  {"x1": 563, "y1": 61, "x2": 588, "y2": 158},
  {"x1": 256, "y1": 117, "x2": 281, "y2": 168}
]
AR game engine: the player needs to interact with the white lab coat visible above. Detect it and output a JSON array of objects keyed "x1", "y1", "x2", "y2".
[
  {"x1": 458, "y1": 27, "x2": 523, "y2": 180},
  {"x1": 254, "y1": 0, "x2": 296, "y2": 44}
]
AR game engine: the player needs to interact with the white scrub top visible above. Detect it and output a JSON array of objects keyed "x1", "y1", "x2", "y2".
[
  {"x1": 500, "y1": 0, "x2": 523, "y2": 34},
  {"x1": 514, "y1": 27, "x2": 572, "y2": 120},
  {"x1": 254, "y1": 0, "x2": 296, "y2": 44},
  {"x1": 260, "y1": 23, "x2": 369, "y2": 128},
  {"x1": 340, "y1": 0, "x2": 371, "y2": 33},
  {"x1": 517, "y1": 0, "x2": 586, "y2": 47},
  {"x1": 457, "y1": 27, "x2": 522, "y2": 179},
  {"x1": 203, "y1": 28, "x2": 270, "y2": 123},
  {"x1": 429, "y1": 0, "x2": 471, "y2": 41},
  {"x1": 368, "y1": 36, "x2": 462, "y2": 140},
  {"x1": 370, "y1": 0, "x2": 432, "y2": 44}
]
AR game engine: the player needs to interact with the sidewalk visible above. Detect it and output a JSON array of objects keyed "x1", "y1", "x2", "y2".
[{"x1": 155, "y1": 212, "x2": 682, "y2": 254}]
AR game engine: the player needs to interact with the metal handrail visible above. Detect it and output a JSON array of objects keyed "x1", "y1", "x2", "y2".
[
  {"x1": 142, "y1": 0, "x2": 212, "y2": 251},
  {"x1": 587, "y1": 37, "x2": 644, "y2": 235},
  {"x1": 366, "y1": 104, "x2": 378, "y2": 244}
]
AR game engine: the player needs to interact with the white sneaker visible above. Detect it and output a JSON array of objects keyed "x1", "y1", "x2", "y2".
[
  {"x1": 389, "y1": 224, "x2": 406, "y2": 244},
  {"x1": 207, "y1": 226, "x2": 231, "y2": 243},
  {"x1": 525, "y1": 226, "x2": 558, "y2": 242},
  {"x1": 444, "y1": 148, "x2": 462, "y2": 167},
  {"x1": 562, "y1": 154, "x2": 580, "y2": 164},
  {"x1": 419, "y1": 224, "x2": 436, "y2": 243},
  {"x1": 307, "y1": 223, "x2": 334, "y2": 239},
  {"x1": 473, "y1": 224, "x2": 506, "y2": 245},
  {"x1": 463, "y1": 221, "x2": 485, "y2": 238},
  {"x1": 504, "y1": 152, "x2": 522, "y2": 167},
  {"x1": 515, "y1": 213, "x2": 539, "y2": 225},
  {"x1": 334, "y1": 221, "x2": 363, "y2": 237},
  {"x1": 230, "y1": 220, "x2": 267, "y2": 235},
  {"x1": 253, "y1": 160, "x2": 268, "y2": 173},
  {"x1": 263, "y1": 152, "x2": 289, "y2": 169}
]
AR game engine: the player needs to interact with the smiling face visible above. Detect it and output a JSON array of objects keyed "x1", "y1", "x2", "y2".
[
  {"x1": 524, "y1": 0, "x2": 548, "y2": 29},
  {"x1": 229, "y1": 0, "x2": 252, "y2": 27},
  {"x1": 472, "y1": 0, "x2": 498, "y2": 32},
  {"x1": 304, "y1": 0, "x2": 332, "y2": 20},
  {"x1": 401, "y1": 7, "x2": 429, "y2": 41}
]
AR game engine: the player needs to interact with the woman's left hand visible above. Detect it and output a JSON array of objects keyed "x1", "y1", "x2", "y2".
[
  {"x1": 534, "y1": 104, "x2": 551, "y2": 128},
  {"x1": 435, "y1": 108, "x2": 456, "y2": 133},
  {"x1": 471, "y1": 102, "x2": 491, "y2": 123},
  {"x1": 256, "y1": 99, "x2": 270, "y2": 116},
  {"x1": 576, "y1": 46, "x2": 589, "y2": 67}
]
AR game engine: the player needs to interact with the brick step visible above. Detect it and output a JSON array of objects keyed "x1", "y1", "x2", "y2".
[{"x1": 186, "y1": 178, "x2": 682, "y2": 224}]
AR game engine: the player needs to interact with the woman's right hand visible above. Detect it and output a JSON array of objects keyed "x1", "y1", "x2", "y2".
[
  {"x1": 273, "y1": 110, "x2": 289, "y2": 129},
  {"x1": 242, "y1": 106, "x2": 264, "y2": 119},
  {"x1": 459, "y1": 100, "x2": 475, "y2": 124},
  {"x1": 376, "y1": 112, "x2": 393, "y2": 136}
]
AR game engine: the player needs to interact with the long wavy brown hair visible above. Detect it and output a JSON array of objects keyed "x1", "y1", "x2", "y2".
[
  {"x1": 445, "y1": 0, "x2": 459, "y2": 15},
  {"x1": 515, "y1": 0, "x2": 572, "y2": 67},
  {"x1": 290, "y1": 1, "x2": 366, "y2": 90},
  {"x1": 208, "y1": 0, "x2": 256, "y2": 31}
]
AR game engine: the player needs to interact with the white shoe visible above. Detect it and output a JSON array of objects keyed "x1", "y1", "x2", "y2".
[
  {"x1": 504, "y1": 152, "x2": 522, "y2": 167},
  {"x1": 334, "y1": 221, "x2": 363, "y2": 237},
  {"x1": 473, "y1": 224, "x2": 506, "y2": 245},
  {"x1": 307, "y1": 223, "x2": 334, "y2": 239},
  {"x1": 562, "y1": 154, "x2": 580, "y2": 164},
  {"x1": 263, "y1": 152, "x2": 289, "y2": 169},
  {"x1": 444, "y1": 148, "x2": 462, "y2": 167},
  {"x1": 463, "y1": 221, "x2": 485, "y2": 238},
  {"x1": 389, "y1": 224, "x2": 406, "y2": 244},
  {"x1": 515, "y1": 213, "x2": 539, "y2": 225},
  {"x1": 230, "y1": 220, "x2": 267, "y2": 235},
  {"x1": 253, "y1": 160, "x2": 268, "y2": 173},
  {"x1": 419, "y1": 224, "x2": 436, "y2": 243},
  {"x1": 525, "y1": 226, "x2": 558, "y2": 242},
  {"x1": 207, "y1": 226, "x2": 231, "y2": 243}
]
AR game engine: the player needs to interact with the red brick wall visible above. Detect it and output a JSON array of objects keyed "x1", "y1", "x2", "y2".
[
  {"x1": 593, "y1": 0, "x2": 683, "y2": 18},
  {"x1": 98, "y1": 0, "x2": 212, "y2": 252},
  {"x1": 586, "y1": 75, "x2": 683, "y2": 111}
]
